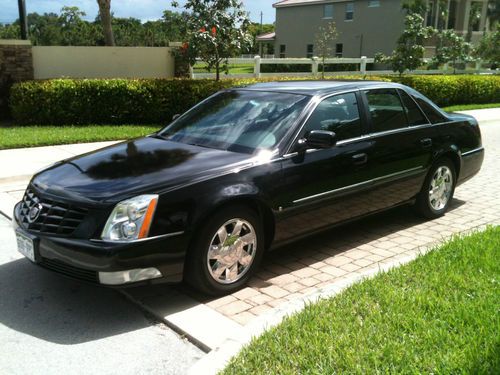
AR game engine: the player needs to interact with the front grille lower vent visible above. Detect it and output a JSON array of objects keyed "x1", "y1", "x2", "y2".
[{"x1": 40, "y1": 258, "x2": 99, "y2": 283}]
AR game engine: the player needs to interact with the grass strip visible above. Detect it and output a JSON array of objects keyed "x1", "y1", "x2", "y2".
[
  {"x1": 0, "y1": 125, "x2": 161, "y2": 150},
  {"x1": 222, "y1": 226, "x2": 500, "y2": 374},
  {"x1": 442, "y1": 103, "x2": 500, "y2": 112}
]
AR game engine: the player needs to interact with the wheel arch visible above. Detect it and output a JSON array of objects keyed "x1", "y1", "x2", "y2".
[
  {"x1": 433, "y1": 146, "x2": 461, "y2": 180},
  {"x1": 190, "y1": 195, "x2": 276, "y2": 252}
]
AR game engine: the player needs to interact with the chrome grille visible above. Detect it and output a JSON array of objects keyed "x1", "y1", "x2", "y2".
[{"x1": 19, "y1": 188, "x2": 88, "y2": 236}]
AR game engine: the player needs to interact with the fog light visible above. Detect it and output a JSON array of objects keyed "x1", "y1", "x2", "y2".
[{"x1": 98, "y1": 267, "x2": 162, "y2": 285}]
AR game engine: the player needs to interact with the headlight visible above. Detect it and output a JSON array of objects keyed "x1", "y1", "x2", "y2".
[{"x1": 101, "y1": 195, "x2": 158, "y2": 241}]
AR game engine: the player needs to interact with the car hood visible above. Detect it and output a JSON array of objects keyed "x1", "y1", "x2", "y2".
[{"x1": 31, "y1": 136, "x2": 252, "y2": 203}]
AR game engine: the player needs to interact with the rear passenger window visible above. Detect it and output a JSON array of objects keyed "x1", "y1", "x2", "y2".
[
  {"x1": 364, "y1": 89, "x2": 407, "y2": 132},
  {"x1": 303, "y1": 92, "x2": 362, "y2": 141},
  {"x1": 398, "y1": 89, "x2": 428, "y2": 126},
  {"x1": 412, "y1": 95, "x2": 448, "y2": 124}
]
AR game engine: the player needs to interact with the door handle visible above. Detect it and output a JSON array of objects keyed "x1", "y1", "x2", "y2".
[
  {"x1": 352, "y1": 153, "x2": 368, "y2": 165},
  {"x1": 420, "y1": 138, "x2": 432, "y2": 148}
]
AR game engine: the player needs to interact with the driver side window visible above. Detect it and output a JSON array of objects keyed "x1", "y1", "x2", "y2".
[{"x1": 303, "y1": 92, "x2": 362, "y2": 141}]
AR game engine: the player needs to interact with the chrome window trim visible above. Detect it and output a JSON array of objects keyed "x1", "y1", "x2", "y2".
[
  {"x1": 292, "y1": 166, "x2": 424, "y2": 204},
  {"x1": 397, "y1": 88, "x2": 432, "y2": 126},
  {"x1": 282, "y1": 123, "x2": 435, "y2": 159}
]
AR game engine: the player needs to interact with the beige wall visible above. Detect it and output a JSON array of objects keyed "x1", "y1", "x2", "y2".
[{"x1": 32, "y1": 46, "x2": 175, "y2": 79}]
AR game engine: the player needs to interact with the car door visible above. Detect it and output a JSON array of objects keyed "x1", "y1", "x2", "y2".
[
  {"x1": 361, "y1": 87, "x2": 437, "y2": 210},
  {"x1": 273, "y1": 91, "x2": 375, "y2": 243}
]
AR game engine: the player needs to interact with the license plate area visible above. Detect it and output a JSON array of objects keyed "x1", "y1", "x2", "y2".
[{"x1": 16, "y1": 229, "x2": 39, "y2": 263}]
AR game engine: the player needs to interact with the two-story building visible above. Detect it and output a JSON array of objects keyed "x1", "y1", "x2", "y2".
[{"x1": 258, "y1": 0, "x2": 491, "y2": 58}]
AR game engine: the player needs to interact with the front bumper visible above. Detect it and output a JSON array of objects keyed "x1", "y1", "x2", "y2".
[{"x1": 13, "y1": 202, "x2": 188, "y2": 286}]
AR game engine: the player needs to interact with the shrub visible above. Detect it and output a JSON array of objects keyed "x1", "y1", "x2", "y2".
[
  {"x1": 392, "y1": 75, "x2": 500, "y2": 107},
  {"x1": 9, "y1": 75, "x2": 500, "y2": 125}
]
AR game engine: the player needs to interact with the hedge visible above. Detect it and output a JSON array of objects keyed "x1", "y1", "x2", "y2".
[{"x1": 9, "y1": 75, "x2": 500, "y2": 125}]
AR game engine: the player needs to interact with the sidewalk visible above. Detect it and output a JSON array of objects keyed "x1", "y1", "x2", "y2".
[{"x1": 0, "y1": 141, "x2": 119, "y2": 218}]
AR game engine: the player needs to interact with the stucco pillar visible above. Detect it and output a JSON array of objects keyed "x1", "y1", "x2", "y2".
[
  {"x1": 463, "y1": 0, "x2": 471, "y2": 32},
  {"x1": 479, "y1": 0, "x2": 488, "y2": 31}
]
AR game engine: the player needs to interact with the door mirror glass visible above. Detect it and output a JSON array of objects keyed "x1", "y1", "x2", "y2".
[{"x1": 302, "y1": 130, "x2": 337, "y2": 150}]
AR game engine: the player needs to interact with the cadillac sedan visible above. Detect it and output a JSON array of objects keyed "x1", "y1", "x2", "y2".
[{"x1": 13, "y1": 81, "x2": 484, "y2": 295}]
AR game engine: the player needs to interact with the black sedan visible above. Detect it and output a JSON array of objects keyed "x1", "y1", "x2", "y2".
[{"x1": 13, "y1": 81, "x2": 484, "y2": 295}]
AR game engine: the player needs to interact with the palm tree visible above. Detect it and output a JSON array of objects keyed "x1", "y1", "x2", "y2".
[{"x1": 96, "y1": 0, "x2": 115, "y2": 46}]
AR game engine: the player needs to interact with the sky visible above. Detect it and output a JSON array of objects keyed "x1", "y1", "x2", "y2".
[{"x1": 1, "y1": 0, "x2": 276, "y2": 24}]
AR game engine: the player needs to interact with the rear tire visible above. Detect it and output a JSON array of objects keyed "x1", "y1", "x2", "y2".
[
  {"x1": 414, "y1": 159, "x2": 456, "y2": 219},
  {"x1": 184, "y1": 205, "x2": 264, "y2": 296}
]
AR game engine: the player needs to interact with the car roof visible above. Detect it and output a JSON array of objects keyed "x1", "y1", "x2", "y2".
[{"x1": 241, "y1": 80, "x2": 404, "y2": 96}]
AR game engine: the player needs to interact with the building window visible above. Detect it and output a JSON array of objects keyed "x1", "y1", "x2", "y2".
[
  {"x1": 447, "y1": 0, "x2": 457, "y2": 29},
  {"x1": 323, "y1": 4, "x2": 334, "y2": 18},
  {"x1": 335, "y1": 43, "x2": 343, "y2": 57},
  {"x1": 470, "y1": 2, "x2": 482, "y2": 31},
  {"x1": 280, "y1": 44, "x2": 286, "y2": 58},
  {"x1": 306, "y1": 44, "x2": 314, "y2": 58},
  {"x1": 368, "y1": 0, "x2": 380, "y2": 7},
  {"x1": 345, "y1": 3, "x2": 354, "y2": 20},
  {"x1": 426, "y1": 1, "x2": 436, "y2": 27}
]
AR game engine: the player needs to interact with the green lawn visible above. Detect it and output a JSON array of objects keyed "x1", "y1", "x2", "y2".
[
  {"x1": 0, "y1": 125, "x2": 161, "y2": 150},
  {"x1": 442, "y1": 103, "x2": 500, "y2": 112},
  {"x1": 193, "y1": 62, "x2": 254, "y2": 74},
  {"x1": 222, "y1": 226, "x2": 500, "y2": 374}
]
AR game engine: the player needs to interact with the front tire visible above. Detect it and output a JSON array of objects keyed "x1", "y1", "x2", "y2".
[
  {"x1": 414, "y1": 159, "x2": 456, "y2": 219},
  {"x1": 184, "y1": 205, "x2": 264, "y2": 296}
]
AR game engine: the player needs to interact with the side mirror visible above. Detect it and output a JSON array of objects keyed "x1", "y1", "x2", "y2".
[
  {"x1": 172, "y1": 113, "x2": 181, "y2": 121},
  {"x1": 299, "y1": 130, "x2": 337, "y2": 150}
]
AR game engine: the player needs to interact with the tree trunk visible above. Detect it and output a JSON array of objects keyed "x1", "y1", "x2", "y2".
[
  {"x1": 97, "y1": 0, "x2": 115, "y2": 46},
  {"x1": 215, "y1": 60, "x2": 220, "y2": 81},
  {"x1": 322, "y1": 56, "x2": 325, "y2": 79}
]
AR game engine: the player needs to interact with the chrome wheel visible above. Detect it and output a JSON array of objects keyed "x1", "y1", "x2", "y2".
[
  {"x1": 207, "y1": 218, "x2": 257, "y2": 284},
  {"x1": 428, "y1": 166, "x2": 453, "y2": 211}
]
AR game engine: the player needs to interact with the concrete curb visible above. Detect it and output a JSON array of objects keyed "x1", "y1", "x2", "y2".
[{"x1": 188, "y1": 221, "x2": 499, "y2": 375}]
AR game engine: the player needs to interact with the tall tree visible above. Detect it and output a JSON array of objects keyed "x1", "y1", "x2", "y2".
[
  {"x1": 466, "y1": 1, "x2": 483, "y2": 41},
  {"x1": 402, "y1": 0, "x2": 428, "y2": 16},
  {"x1": 375, "y1": 14, "x2": 433, "y2": 75},
  {"x1": 486, "y1": 0, "x2": 500, "y2": 28},
  {"x1": 172, "y1": 0, "x2": 252, "y2": 80},
  {"x1": 433, "y1": 30, "x2": 473, "y2": 73},
  {"x1": 314, "y1": 22, "x2": 338, "y2": 79},
  {"x1": 476, "y1": 24, "x2": 500, "y2": 67},
  {"x1": 96, "y1": 0, "x2": 115, "y2": 46},
  {"x1": 245, "y1": 22, "x2": 275, "y2": 55}
]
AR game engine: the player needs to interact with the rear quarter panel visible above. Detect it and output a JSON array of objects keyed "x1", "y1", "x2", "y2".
[{"x1": 435, "y1": 114, "x2": 483, "y2": 184}]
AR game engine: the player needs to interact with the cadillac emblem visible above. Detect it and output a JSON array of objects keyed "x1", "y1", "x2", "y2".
[{"x1": 27, "y1": 203, "x2": 43, "y2": 223}]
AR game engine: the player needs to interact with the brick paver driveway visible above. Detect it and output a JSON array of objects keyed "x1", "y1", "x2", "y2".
[{"x1": 195, "y1": 119, "x2": 500, "y2": 326}]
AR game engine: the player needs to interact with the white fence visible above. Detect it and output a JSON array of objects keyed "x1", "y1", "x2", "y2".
[{"x1": 192, "y1": 56, "x2": 495, "y2": 79}]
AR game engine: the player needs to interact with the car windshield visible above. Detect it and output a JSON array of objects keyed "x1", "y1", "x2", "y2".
[{"x1": 159, "y1": 90, "x2": 310, "y2": 154}]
